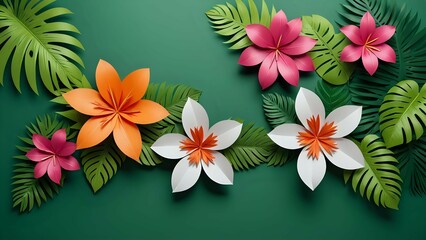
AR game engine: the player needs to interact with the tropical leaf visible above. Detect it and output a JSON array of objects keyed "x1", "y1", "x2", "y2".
[
  {"x1": 315, "y1": 79, "x2": 352, "y2": 114},
  {"x1": 0, "y1": 0, "x2": 90, "y2": 96},
  {"x1": 206, "y1": 0, "x2": 276, "y2": 49},
  {"x1": 262, "y1": 93, "x2": 297, "y2": 129},
  {"x1": 344, "y1": 135, "x2": 402, "y2": 210},
  {"x1": 266, "y1": 147, "x2": 297, "y2": 167},
  {"x1": 339, "y1": 0, "x2": 426, "y2": 138},
  {"x1": 302, "y1": 15, "x2": 354, "y2": 85}
]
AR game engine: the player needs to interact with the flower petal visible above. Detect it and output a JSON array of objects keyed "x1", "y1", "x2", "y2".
[
  {"x1": 113, "y1": 119, "x2": 142, "y2": 161},
  {"x1": 51, "y1": 129, "x2": 66, "y2": 153},
  {"x1": 26, "y1": 149, "x2": 51, "y2": 162},
  {"x1": 270, "y1": 10, "x2": 288, "y2": 44},
  {"x1": 151, "y1": 133, "x2": 189, "y2": 159},
  {"x1": 246, "y1": 24, "x2": 275, "y2": 48},
  {"x1": 340, "y1": 44, "x2": 363, "y2": 62},
  {"x1": 76, "y1": 116, "x2": 116, "y2": 150},
  {"x1": 58, "y1": 142, "x2": 76, "y2": 157},
  {"x1": 182, "y1": 98, "x2": 209, "y2": 140},
  {"x1": 326, "y1": 105, "x2": 362, "y2": 138},
  {"x1": 57, "y1": 156, "x2": 80, "y2": 171},
  {"x1": 268, "y1": 123, "x2": 305, "y2": 149},
  {"x1": 121, "y1": 68, "x2": 150, "y2": 105},
  {"x1": 280, "y1": 36, "x2": 316, "y2": 56},
  {"x1": 340, "y1": 25, "x2": 363, "y2": 45},
  {"x1": 324, "y1": 138, "x2": 364, "y2": 170},
  {"x1": 360, "y1": 12, "x2": 376, "y2": 41},
  {"x1": 171, "y1": 156, "x2": 202, "y2": 193},
  {"x1": 96, "y1": 59, "x2": 122, "y2": 105},
  {"x1": 32, "y1": 134, "x2": 53, "y2": 153},
  {"x1": 362, "y1": 48, "x2": 379, "y2": 75},
  {"x1": 47, "y1": 162, "x2": 62, "y2": 185},
  {"x1": 292, "y1": 54, "x2": 315, "y2": 71},
  {"x1": 277, "y1": 53, "x2": 300, "y2": 86},
  {"x1": 63, "y1": 89, "x2": 111, "y2": 116},
  {"x1": 297, "y1": 147, "x2": 326, "y2": 191},
  {"x1": 34, "y1": 160, "x2": 50, "y2": 179},
  {"x1": 258, "y1": 52, "x2": 278, "y2": 90},
  {"x1": 238, "y1": 46, "x2": 272, "y2": 66},
  {"x1": 371, "y1": 25, "x2": 395, "y2": 45},
  {"x1": 121, "y1": 100, "x2": 169, "y2": 124},
  {"x1": 202, "y1": 151, "x2": 233, "y2": 185},
  {"x1": 282, "y1": 18, "x2": 303, "y2": 46},
  {"x1": 373, "y1": 44, "x2": 396, "y2": 63},
  {"x1": 208, "y1": 120, "x2": 242, "y2": 151},
  {"x1": 295, "y1": 88, "x2": 326, "y2": 130}
]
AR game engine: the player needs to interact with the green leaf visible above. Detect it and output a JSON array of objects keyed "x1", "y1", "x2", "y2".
[
  {"x1": 379, "y1": 80, "x2": 426, "y2": 148},
  {"x1": 267, "y1": 147, "x2": 297, "y2": 166},
  {"x1": 315, "y1": 79, "x2": 351, "y2": 114},
  {"x1": 262, "y1": 93, "x2": 297, "y2": 129},
  {"x1": 0, "y1": 0, "x2": 89, "y2": 96},
  {"x1": 302, "y1": 15, "x2": 354, "y2": 85},
  {"x1": 56, "y1": 109, "x2": 89, "y2": 130},
  {"x1": 345, "y1": 135, "x2": 402, "y2": 210},
  {"x1": 206, "y1": 0, "x2": 275, "y2": 49}
]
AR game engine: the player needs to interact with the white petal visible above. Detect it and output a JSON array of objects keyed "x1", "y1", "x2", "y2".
[
  {"x1": 151, "y1": 133, "x2": 188, "y2": 159},
  {"x1": 297, "y1": 147, "x2": 326, "y2": 191},
  {"x1": 171, "y1": 156, "x2": 202, "y2": 193},
  {"x1": 295, "y1": 88, "x2": 325, "y2": 130},
  {"x1": 267, "y1": 124, "x2": 305, "y2": 149},
  {"x1": 326, "y1": 105, "x2": 362, "y2": 138},
  {"x1": 324, "y1": 138, "x2": 364, "y2": 170},
  {"x1": 202, "y1": 151, "x2": 233, "y2": 185},
  {"x1": 182, "y1": 98, "x2": 209, "y2": 140},
  {"x1": 208, "y1": 120, "x2": 242, "y2": 150}
]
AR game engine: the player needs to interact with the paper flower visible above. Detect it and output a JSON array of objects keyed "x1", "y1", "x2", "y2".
[
  {"x1": 151, "y1": 98, "x2": 242, "y2": 193},
  {"x1": 63, "y1": 60, "x2": 169, "y2": 161},
  {"x1": 268, "y1": 88, "x2": 365, "y2": 190},
  {"x1": 340, "y1": 11, "x2": 396, "y2": 76},
  {"x1": 26, "y1": 129, "x2": 79, "y2": 185},
  {"x1": 238, "y1": 10, "x2": 316, "y2": 90}
]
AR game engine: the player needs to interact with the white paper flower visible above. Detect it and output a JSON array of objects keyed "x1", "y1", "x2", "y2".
[
  {"x1": 268, "y1": 88, "x2": 365, "y2": 190},
  {"x1": 151, "y1": 98, "x2": 243, "y2": 193}
]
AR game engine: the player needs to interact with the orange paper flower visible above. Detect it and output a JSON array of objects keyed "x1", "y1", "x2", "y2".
[{"x1": 63, "y1": 60, "x2": 169, "y2": 161}]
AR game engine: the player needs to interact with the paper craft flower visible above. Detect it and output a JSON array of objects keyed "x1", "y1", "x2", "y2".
[
  {"x1": 238, "y1": 10, "x2": 316, "y2": 90},
  {"x1": 151, "y1": 98, "x2": 242, "y2": 193},
  {"x1": 340, "y1": 11, "x2": 396, "y2": 76},
  {"x1": 26, "y1": 129, "x2": 79, "y2": 185},
  {"x1": 268, "y1": 88, "x2": 365, "y2": 190},
  {"x1": 63, "y1": 60, "x2": 169, "y2": 161}
]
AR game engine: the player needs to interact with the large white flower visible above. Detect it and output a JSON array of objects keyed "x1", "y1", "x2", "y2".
[
  {"x1": 151, "y1": 98, "x2": 242, "y2": 193},
  {"x1": 268, "y1": 88, "x2": 365, "y2": 190}
]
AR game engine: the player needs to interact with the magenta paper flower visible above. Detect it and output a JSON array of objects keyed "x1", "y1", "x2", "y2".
[
  {"x1": 26, "y1": 129, "x2": 80, "y2": 185},
  {"x1": 238, "y1": 10, "x2": 316, "y2": 90},
  {"x1": 340, "y1": 11, "x2": 396, "y2": 76}
]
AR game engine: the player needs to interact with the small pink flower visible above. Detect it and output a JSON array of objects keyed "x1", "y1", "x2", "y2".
[
  {"x1": 238, "y1": 10, "x2": 316, "y2": 90},
  {"x1": 26, "y1": 129, "x2": 80, "y2": 185},
  {"x1": 340, "y1": 11, "x2": 396, "y2": 76}
]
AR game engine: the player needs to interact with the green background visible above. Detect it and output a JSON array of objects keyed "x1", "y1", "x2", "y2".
[{"x1": 1, "y1": 0, "x2": 426, "y2": 239}]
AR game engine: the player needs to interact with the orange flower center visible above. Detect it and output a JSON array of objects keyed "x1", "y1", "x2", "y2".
[
  {"x1": 297, "y1": 115, "x2": 338, "y2": 160},
  {"x1": 364, "y1": 33, "x2": 380, "y2": 52},
  {"x1": 180, "y1": 126, "x2": 218, "y2": 165}
]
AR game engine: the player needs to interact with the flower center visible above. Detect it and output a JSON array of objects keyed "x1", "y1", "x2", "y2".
[
  {"x1": 180, "y1": 126, "x2": 218, "y2": 165},
  {"x1": 364, "y1": 33, "x2": 380, "y2": 52},
  {"x1": 297, "y1": 115, "x2": 338, "y2": 159}
]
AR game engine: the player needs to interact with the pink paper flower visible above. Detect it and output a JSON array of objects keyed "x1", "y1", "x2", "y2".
[
  {"x1": 238, "y1": 10, "x2": 316, "y2": 90},
  {"x1": 340, "y1": 12, "x2": 396, "y2": 76},
  {"x1": 26, "y1": 129, "x2": 80, "y2": 185}
]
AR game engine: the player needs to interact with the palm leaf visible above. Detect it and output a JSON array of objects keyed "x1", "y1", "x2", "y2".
[
  {"x1": 301, "y1": 15, "x2": 354, "y2": 85},
  {"x1": 266, "y1": 147, "x2": 297, "y2": 166},
  {"x1": 0, "y1": 0, "x2": 90, "y2": 96},
  {"x1": 344, "y1": 135, "x2": 402, "y2": 210},
  {"x1": 315, "y1": 79, "x2": 352, "y2": 114},
  {"x1": 206, "y1": 0, "x2": 276, "y2": 50},
  {"x1": 262, "y1": 93, "x2": 297, "y2": 129}
]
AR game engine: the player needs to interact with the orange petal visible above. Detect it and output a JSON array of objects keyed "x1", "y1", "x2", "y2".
[
  {"x1": 121, "y1": 100, "x2": 169, "y2": 124},
  {"x1": 76, "y1": 115, "x2": 116, "y2": 149},
  {"x1": 113, "y1": 118, "x2": 142, "y2": 161},
  {"x1": 63, "y1": 89, "x2": 112, "y2": 116},
  {"x1": 96, "y1": 60, "x2": 122, "y2": 107},
  {"x1": 122, "y1": 68, "x2": 150, "y2": 105}
]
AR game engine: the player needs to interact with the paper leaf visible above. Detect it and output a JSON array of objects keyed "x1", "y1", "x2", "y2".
[
  {"x1": 301, "y1": 15, "x2": 354, "y2": 85},
  {"x1": 267, "y1": 147, "x2": 297, "y2": 166},
  {"x1": 345, "y1": 135, "x2": 402, "y2": 210},
  {"x1": 315, "y1": 80, "x2": 352, "y2": 114},
  {"x1": 262, "y1": 93, "x2": 297, "y2": 128},
  {"x1": 0, "y1": 0, "x2": 90, "y2": 96},
  {"x1": 206, "y1": 0, "x2": 276, "y2": 50},
  {"x1": 379, "y1": 80, "x2": 426, "y2": 148}
]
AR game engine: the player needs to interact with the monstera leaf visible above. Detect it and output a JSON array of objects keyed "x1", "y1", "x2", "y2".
[
  {"x1": 262, "y1": 93, "x2": 297, "y2": 129},
  {"x1": 315, "y1": 80, "x2": 352, "y2": 114},
  {"x1": 0, "y1": 0, "x2": 90, "y2": 95},
  {"x1": 379, "y1": 80, "x2": 426, "y2": 148},
  {"x1": 302, "y1": 15, "x2": 354, "y2": 85},
  {"x1": 206, "y1": 0, "x2": 276, "y2": 49}
]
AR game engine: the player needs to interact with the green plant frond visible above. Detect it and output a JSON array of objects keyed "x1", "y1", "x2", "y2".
[
  {"x1": 262, "y1": 93, "x2": 297, "y2": 129},
  {"x1": 315, "y1": 79, "x2": 352, "y2": 114}
]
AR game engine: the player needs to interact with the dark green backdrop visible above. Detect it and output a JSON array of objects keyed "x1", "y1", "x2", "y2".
[{"x1": 1, "y1": 0, "x2": 426, "y2": 239}]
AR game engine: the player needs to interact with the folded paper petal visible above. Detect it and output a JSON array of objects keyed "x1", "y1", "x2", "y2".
[
  {"x1": 202, "y1": 151, "x2": 233, "y2": 185},
  {"x1": 292, "y1": 54, "x2": 315, "y2": 71},
  {"x1": 270, "y1": 10, "x2": 288, "y2": 44},
  {"x1": 121, "y1": 100, "x2": 169, "y2": 124},
  {"x1": 47, "y1": 162, "x2": 62, "y2": 185},
  {"x1": 258, "y1": 52, "x2": 278, "y2": 90},
  {"x1": 281, "y1": 36, "x2": 316, "y2": 56},
  {"x1": 238, "y1": 46, "x2": 271, "y2": 66},
  {"x1": 372, "y1": 44, "x2": 396, "y2": 63},
  {"x1": 26, "y1": 149, "x2": 51, "y2": 162},
  {"x1": 326, "y1": 105, "x2": 362, "y2": 138},
  {"x1": 340, "y1": 25, "x2": 363, "y2": 45},
  {"x1": 96, "y1": 59, "x2": 122, "y2": 105},
  {"x1": 295, "y1": 88, "x2": 325, "y2": 130},
  {"x1": 57, "y1": 156, "x2": 80, "y2": 171},
  {"x1": 208, "y1": 120, "x2": 242, "y2": 151},
  {"x1": 122, "y1": 68, "x2": 150, "y2": 105},
  {"x1": 371, "y1": 25, "x2": 396, "y2": 45},
  {"x1": 362, "y1": 49, "x2": 379, "y2": 75},
  {"x1": 34, "y1": 160, "x2": 51, "y2": 179},
  {"x1": 113, "y1": 119, "x2": 142, "y2": 161},
  {"x1": 182, "y1": 98, "x2": 210, "y2": 140},
  {"x1": 57, "y1": 142, "x2": 76, "y2": 157},
  {"x1": 268, "y1": 123, "x2": 305, "y2": 149},
  {"x1": 63, "y1": 89, "x2": 111, "y2": 116},
  {"x1": 172, "y1": 156, "x2": 202, "y2": 193},
  {"x1": 246, "y1": 24, "x2": 275, "y2": 48},
  {"x1": 324, "y1": 138, "x2": 364, "y2": 170},
  {"x1": 277, "y1": 54, "x2": 300, "y2": 86},
  {"x1": 151, "y1": 133, "x2": 189, "y2": 159},
  {"x1": 340, "y1": 45, "x2": 363, "y2": 62},
  {"x1": 77, "y1": 116, "x2": 116, "y2": 150},
  {"x1": 360, "y1": 12, "x2": 376, "y2": 41},
  {"x1": 51, "y1": 129, "x2": 67, "y2": 153},
  {"x1": 32, "y1": 134, "x2": 53, "y2": 153},
  {"x1": 297, "y1": 147, "x2": 326, "y2": 191},
  {"x1": 282, "y1": 18, "x2": 303, "y2": 46}
]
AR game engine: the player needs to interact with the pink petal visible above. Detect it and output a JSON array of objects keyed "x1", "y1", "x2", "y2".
[
  {"x1": 57, "y1": 156, "x2": 80, "y2": 171},
  {"x1": 340, "y1": 25, "x2": 363, "y2": 45},
  {"x1": 258, "y1": 52, "x2": 279, "y2": 90},
  {"x1": 373, "y1": 44, "x2": 396, "y2": 63},
  {"x1": 280, "y1": 36, "x2": 316, "y2": 56},
  {"x1": 362, "y1": 48, "x2": 379, "y2": 75},
  {"x1": 238, "y1": 46, "x2": 272, "y2": 66},
  {"x1": 51, "y1": 129, "x2": 66, "y2": 153},
  {"x1": 58, "y1": 142, "x2": 76, "y2": 157},
  {"x1": 26, "y1": 149, "x2": 51, "y2": 162},
  {"x1": 292, "y1": 54, "x2": 315, "y2": 71},
  {"x1": 360, "y1": 12, "x2": 376, "y2": 41},
  {"x1": 47, "y1": 162, "x2": 62, "y2": 185},
  {"x1": 340, "y1": 44, "x2": 363, "y2": 62},
  {"x1": 270, "y1": 10, "x2": 288, "y2": 44},
  {"x1": 277, "y1": 54, "x2": 300, "y2": 86},
  {"x1": 282, "y1": 18, "x2": 303, "y2": 46},
  {"x1": 246, "y1": 24, "x2": 275, "y2": 48},
  {"x1": 371, "y1": 25, "x2": 395, "y2": 45},
  {"x1": 32, "y1": 134, "x2": 53, "y2": 153},
  {"x1": 34, "y1": 160, "x2": 51, "y2": 179}
]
